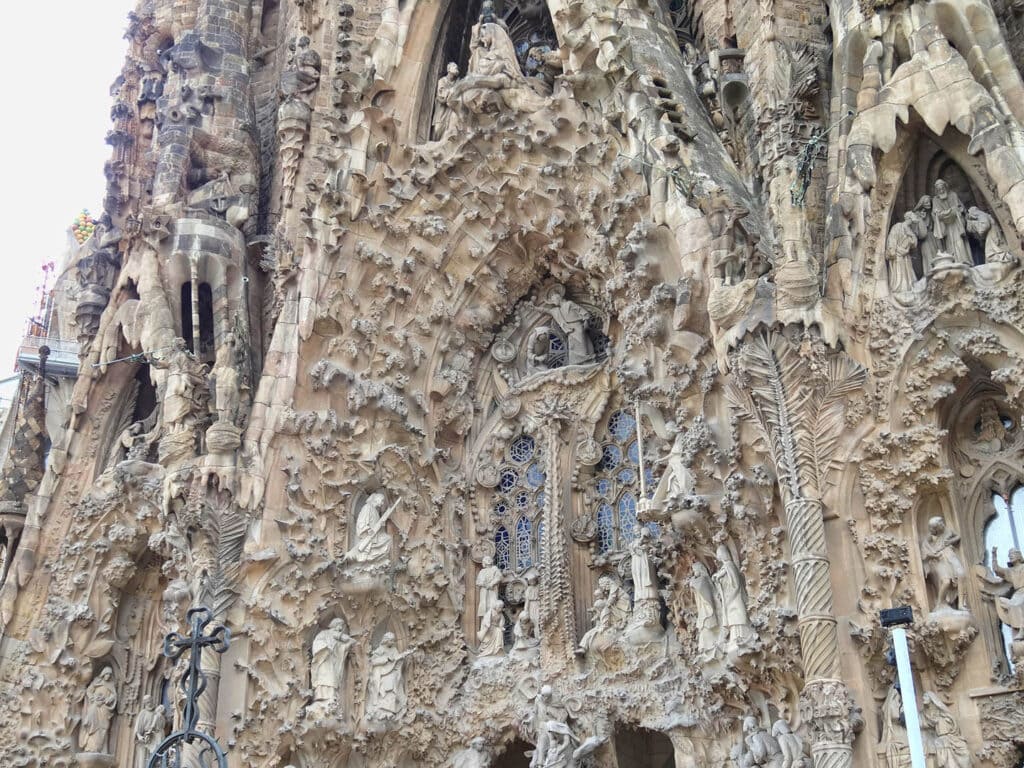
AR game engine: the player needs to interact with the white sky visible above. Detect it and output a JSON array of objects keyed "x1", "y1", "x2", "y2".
[{"x1": 0, "y1": 3, "x2": 133, "y2": 379}]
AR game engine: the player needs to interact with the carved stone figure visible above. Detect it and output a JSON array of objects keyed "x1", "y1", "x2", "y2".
[
  {"x1": 771, "y1": 719, "x2": 806, "y2": 768},
  {"x1": 544, "y1": 288, "x2": 594, "y2": 366},
  {"x1": 342, "y1": 493, "x2": 395, "y2": 567},
  {"x1": 477, "y1": 599, "x2": 505, "y2": 656},
  {"x1": 577, "y1": 576, "x2": 620, "y2": 654},
  {"x1": 930, "y1": 180, "x2": 971, "y2": 267},
  {"x1": 885, "y1": 212, "x2": 918, "y2": 294},
  {"x1": 880, "y1": 685, "x2": 910, "y2": 768},
  {"x1": 432, "y1": 63, "x2": 460, "y2": 139},
  {"x1": 309, "y1": 618, "x2": 355, "y2": 719},
  {"x1": 630, "y1": 528, "x2": 658, "y2": 603},
  {"x1": 277, "y1": 36, "x2": 321, "y2": 209},
  {"x1": 690, "y1": 561, "x2": 720, "y2": 657},
  {"x1": 79, "y1": 666, "x2": 117, "y2": 754},
  {"x1": 529, "y1": 685, "x2": 569, "y2": 768},
  {"x1": 648, "y1": 426, "x2": 696, "y2": 513},
  {"x1": 736, "y1": 716, "x2": 783, "y2": 767},
  {"x1": 211, "y1": 337, "x2": 241, "y2": 425},
  {"x1": 512, "y1": 610, "x2": 539, "y2": 653},
  {"x1": 133, "y1": 695, "x2": 166, "y2": 768},
  {"x1": 910, "y1": 197, "x2": 940, "y2": 274},
  {"x1": 921, "y1": 516, "x2": 966, "y2": 612},
  {"x1": 477, "y1": 555, "x2": 503, "y2": 643},
  {"x1": 712, "y1": 544, "x2": 755, "y2": 652},
  {"x1": 151, "y1": 338, "x2": 206, "y2": 435},
  {"x1": 450, "y1": 19, "x2": 546, "y2": 115},
  {"x1": 980, "y1": 548, "x2": 1024, "y2": 645},
  {"x1": 523, "y1": 570, "x2": 540, "y2": 638},
  {"x1": 966, "y1": 207, "x2": 1014, "y2": 264},
  {"x1": 366, "y1": 632, "x2": 412, "y2": 721},
  {"x1": 453, "y1": 736, "x2": 492, "y2": 768},
  {"x1": 921, "y1": 692, "x2": 969, "y2": 768}
]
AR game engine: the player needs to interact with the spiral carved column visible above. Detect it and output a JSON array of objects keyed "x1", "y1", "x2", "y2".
[
  {"x1": 539, "y1": 421, "x2": 576, "y2": 665},
  {"x1": 785, "y1": 496, "x2": 859, "y2": 768}
]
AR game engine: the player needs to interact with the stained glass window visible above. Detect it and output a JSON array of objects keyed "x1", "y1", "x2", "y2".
[
  {"x1": 489, "y1": 433, "x2": 545, "y2": 573},
  {"x1": 590, "y1": 409, "x2": 659, "y2": 553}
]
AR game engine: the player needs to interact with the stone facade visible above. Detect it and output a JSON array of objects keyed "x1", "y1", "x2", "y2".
[{"x1": 1, "y1": 0, "x2": 1024, "y2": 765}]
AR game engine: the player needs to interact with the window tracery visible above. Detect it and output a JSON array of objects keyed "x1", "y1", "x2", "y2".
[
  {"x1": 590, "y1": 410, "x2": 656, "y2": 555},
  {"x1": 491, "y1": 433, "x2": 545, "y2": 574}
]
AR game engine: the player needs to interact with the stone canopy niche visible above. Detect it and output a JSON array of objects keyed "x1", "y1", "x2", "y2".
[{"x1": 884, "y1": 131, "x2": 1019, "y2": 300}]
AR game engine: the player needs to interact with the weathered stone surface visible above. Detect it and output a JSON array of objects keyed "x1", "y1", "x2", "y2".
[{"x1": 2, "y1": 0, "x2": 1024, "y2": 766}]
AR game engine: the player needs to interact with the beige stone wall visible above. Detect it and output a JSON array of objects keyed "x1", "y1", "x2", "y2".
[{"x1": 2, "y1": 0, "x2": 1024, "y2": 766}]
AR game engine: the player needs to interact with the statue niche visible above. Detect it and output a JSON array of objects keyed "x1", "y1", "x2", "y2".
[
  {"x1": 489, "y1": 284, "x2": 608, "y2": 389},
  {"x1": 883, "y1": 135, "x2": 1019, "y2": 301}
]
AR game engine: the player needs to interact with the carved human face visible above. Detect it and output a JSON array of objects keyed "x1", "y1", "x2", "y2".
[
  {"x1": 928, "y1": 516, "x2": 945, "y2": 535},
  {"x1": 471, "y1": 737, "x2": 486, "y2": 751},
  {"x1": 1010, "y1": 549, "x2": 1023, "y2": 565},
  {"x1": 483, "y1": 555, "x2": 494, "y2": 567},
  {"x1": 447, "y1": 63, "x2": 459, "y2": 78},
  {"x1": 382, "y1": 631, "x2": 397, "y2": 647},
  {"x1": 934, "y1": 180, "x2": 948, "y2": 198}
]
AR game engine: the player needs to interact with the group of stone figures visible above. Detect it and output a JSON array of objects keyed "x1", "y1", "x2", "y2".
[
  {"x1": 880, "y1": 685, "x2": 971, "y2": 768},
  {"x1": 885, "y1": 180, "x2": 1014, "y2": 294},
  {"x1": 430, "y1": 2, "x2": 558, "y2": 140},
  {"x1": 76, "y1": 665, "x2": 167, "y2": 765},
  {"x1": 308, "y1": 620, "x2": 413, "y2": 724}
]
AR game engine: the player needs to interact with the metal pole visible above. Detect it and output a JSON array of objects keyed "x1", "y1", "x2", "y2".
[
  {"x1": 891, "y1": 626, "x2": 927, "y2": 768},
  {"x1": 635, "y1": 400, "x2": 647, "y2": 501}
]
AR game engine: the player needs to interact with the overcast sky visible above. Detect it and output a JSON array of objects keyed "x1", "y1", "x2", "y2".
[{"x1": 0, "y1": 3, "x2": 133, "y2": 379}]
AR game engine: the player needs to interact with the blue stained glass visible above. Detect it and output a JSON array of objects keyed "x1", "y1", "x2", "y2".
[
  {"x1": 599, "y1": 444, "x2": 622, "y2": 471},
  {"x1": 515, "y1": 490, "x2": 529, "y2": 509},
  {"x1": 609, "y1": 410, "x2": 636, "y2": 441},
  {"x1": 536, "y1": 490, "x2": 546, "y2": 510},
  {"x1": 617, "y1": 468, "x2": 636, "y2": 485},
  {"x1": 538, "y1": 521, "x2": 545, "y2": 561},
  {"x1": 526, "y1": 463, "x2": 546, "y2": 488},
  {"x1": 493, "y1": 502, "x2": 508, "y2": 518},
  {"x1": 627, "y1": 440, "x2": 640, "y2": 465},
  {"x1": 499, "y1": 468, "x2": 519, "y2": 493},
  {"x1": 495, "y1": 527, "x2": 511, "y2": 570},
  {"x1": 597, "y1": 503, "x2": 614, "y2": 553},
  {"x1": 548, "y1": 333, "x2": 567, "y2": 368},
  {"x1": 618, "y1": 491, "x2": 638, "y2": 545},
  {"x1": 644, "y1": 467, "x2": 655, "y2": 498},
  {"x1": 510, "y1": 435, "x2": 535, "y2": 464},
  {"x1": 515, "y1": 517, "x2": 533, "y2": 571},
  {"x1": 645, "y1": 522, "x2": 661, "y2": 538},
  {"x1": 595, "y1": 478, "x2": 612, "y2": 497}
]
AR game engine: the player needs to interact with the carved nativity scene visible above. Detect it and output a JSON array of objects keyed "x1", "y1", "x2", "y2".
[{"x1": 2, "y1": 0, "x2": 1024, "y2": 765}]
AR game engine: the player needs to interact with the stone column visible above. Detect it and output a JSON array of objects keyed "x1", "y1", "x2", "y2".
[{"x1": 538, "y1": 419, "x2": 576, "y2": 666}]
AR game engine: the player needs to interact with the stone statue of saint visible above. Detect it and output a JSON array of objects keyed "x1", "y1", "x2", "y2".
[
  {"x1": 342, "y1": 493, "x2": 395, "y2": 567},
  {"x1": 366, "y1": 632, "x2": 413, "y2": 720},
  {"x1": 649, "y1": 426, "x2": 696, "y2": 511},
  {"x1": 432, "y1": 62, "x2": 460, "y2": 139},
  {"x1": 980, "y1": 547, "x2": 1024, "y2": 645},
  {"x1": 930, "y1": 180, "x2": 971, "y2": 266},
  {"x1": 477, "y1": 599, "x2": 506, "y2": 657},
  {"x1": 712, "y1": 544, "x2": 755, "y2": 651},
  {"x1": 966, "y1": 207, "x2": 1014, "y2": 263},
  {"x1": 80, "y1": 666, "x2": 117, "y2": 754},
  {"x1": 690, "y1": 561, "x2": 719, "y2": 656},
  {"x1": 577, "y1": 578, "x2": 614, "y2": 655},
  {"x1": 881, "y1": 685, "x2": 910, "y2": 768},
  {"x1": 921, "y1": 693, "x2": 969, "y2": 768},
  {"x1": 630, "y1": 528, "x2": 659, "y2": 603},
  {"x1": 885, "y1": 212, "x2": 918, "y2": 294},
  {"x1": 453, "y1": 736, "x2": 492, "y2": 768},
  {"x1": 529, "y1": 685, "x2": 569, "y2": 768},
  {"x1": 523, "y1": 570, "x2": 540, "y2": 638},
  {"x1": 512, "y1": 610, "x2": 539, "y2": 653},
  {"x1": 920, "y1": 516, "x2": 965, "y2": 611},
  {"x1": 476, "y1": 555, "x2": 503, "y2": 643},
  {"x1": 210, "y1": 337, "x2": 241, "y2": 425},
  {"x1": 910, "y1": 197, "x2": 940, "y2": 274},
  {"x1": 309, "y1": 617, "x2": 355, "y2": 719},
  {"x1": 134, "y1": 694, "x2": 166, "y2": 767},
  {"x1": 151, "y1": 338, "x2": 206, "y2": 435}
]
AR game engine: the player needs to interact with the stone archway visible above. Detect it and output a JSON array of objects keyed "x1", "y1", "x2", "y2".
[{"x1": 492, "y1": 738, "x2": 532, "y2": 768}]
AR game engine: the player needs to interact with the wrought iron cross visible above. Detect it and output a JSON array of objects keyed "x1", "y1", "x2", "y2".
[{"x1": 146, "y1": 606, "x2": 231, "y2": 768}]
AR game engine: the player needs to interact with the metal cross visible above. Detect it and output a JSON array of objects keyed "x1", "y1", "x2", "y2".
[{"x1": 146, "y1": 606, "x2": 231, "y2": 768}]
